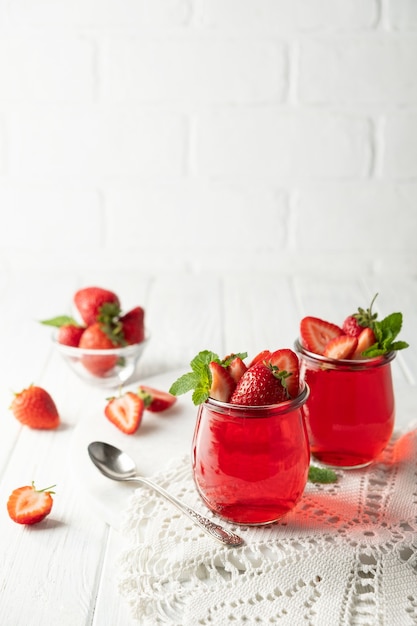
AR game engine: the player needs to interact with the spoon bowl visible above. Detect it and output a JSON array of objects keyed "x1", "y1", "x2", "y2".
[
  {"x1": 88, "y1": 442, "x2": 137, "y2": 481},
  {"x1": 87, "y1": 441, "x2": 244, "y2": 547}
]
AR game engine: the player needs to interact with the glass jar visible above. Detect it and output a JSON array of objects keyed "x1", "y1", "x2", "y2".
[
  {"x1": 295, "y1": 339, "x2": 395, "y2": 469},
  {"x1": 192, "y1": 384, "x2": 310, "y2": 525}
]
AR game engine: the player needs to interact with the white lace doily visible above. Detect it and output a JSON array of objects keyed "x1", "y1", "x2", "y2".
[{"x1": 119, "y1": 427, "x2": 417, "y2": 625}]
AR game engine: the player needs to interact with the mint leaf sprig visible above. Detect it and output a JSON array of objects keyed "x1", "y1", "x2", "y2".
[
  {"x1": 40, "y1": 315, "x2": 81, "y2": 328},
  {"x1": 362, "y1": 310, "x2": 409, "y2": 358},
  {"x1": 169, "y1": 350, "x2": 247, "y2": 405},
  {"x1": 308, "y1": 466, "x2": 338, "y2": 484},
  {"x1": 362, "y1": 312, "x2": 408, "y2": 357},
  {"x1": 350, "y1": 293, "x2": 409, "y2": 358}
]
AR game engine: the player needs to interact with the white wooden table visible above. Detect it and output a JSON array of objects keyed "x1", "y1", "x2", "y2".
[{"x1": 1, "y1": 270, "x2": 416, "y2": 625}]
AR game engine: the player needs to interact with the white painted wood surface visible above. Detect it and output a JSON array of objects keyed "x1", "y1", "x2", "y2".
[{"x1": 0, "y1": 270, "x2": 416, "y2": 625}]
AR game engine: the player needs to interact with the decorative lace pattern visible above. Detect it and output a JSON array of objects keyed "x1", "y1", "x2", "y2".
[{"x1": 119, "y1": 428, "x2": 417, "y2": 625}]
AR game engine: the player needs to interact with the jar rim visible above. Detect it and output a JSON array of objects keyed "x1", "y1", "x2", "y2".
[
  {"x1": 294, "y1": 338, "x2": 396, "y2": 369},
  {"x1": 203, "y1": 382, "x2": 310, "y2": 415}
]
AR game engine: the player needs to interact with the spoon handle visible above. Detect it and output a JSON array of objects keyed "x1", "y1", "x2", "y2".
[{"x1": 128, "y1": 475, "x2": 244, "y2": 547}]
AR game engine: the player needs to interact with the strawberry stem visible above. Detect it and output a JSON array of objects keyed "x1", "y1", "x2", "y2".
[{"x1": 32, "y1": 481, "x2": 56, "y2": 494}]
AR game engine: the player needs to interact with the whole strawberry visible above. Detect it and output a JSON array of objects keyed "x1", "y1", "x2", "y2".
[
  {"x1": 41, "y1": 315, "x2": 85, "y2": 346},
  {"x1": 230, "y1": 361, "x2": 290, "y2": 406},
  {"x1": 10, "y1": 385, "x2": 60, "y2": 429},
  {"x1": 342, "y1": 316, "x2": 363, "y2": 337},
  {"x1": 74, "y1": 286, "x2": 120, "y2": 326},
  {"x1": 79, "y1": 323, "x2": 119, "y2": 375},
  {"x1": 120, "y1": 306, "x2": 145, "y2": 345},
  {"x1": 57, "y1": 324, "x2": 85, "y2": 347},
  {"x1": 342, "y1": 293, "x2": 378, "y2": 338}
]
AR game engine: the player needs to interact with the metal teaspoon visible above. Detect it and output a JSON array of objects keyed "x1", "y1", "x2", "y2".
[{"x1": 87, "y1": 441, "x2": 244, "y2": 547}]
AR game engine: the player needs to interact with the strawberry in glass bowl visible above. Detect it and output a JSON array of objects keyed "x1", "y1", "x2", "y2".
[{"x1": 42, "y1": 286, "x2": 148, "y2": 388}]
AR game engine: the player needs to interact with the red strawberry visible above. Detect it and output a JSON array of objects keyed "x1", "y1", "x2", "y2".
[
  {"x1": 268, "y1": 349, "x2": 300, "y2": 398},
  {"x1": 137, "y1": 385, "x2": 177, "y2": 412},
  {"x1": 7, "y1": 482, "x2": 55, "y2": 525},
  {"x1": 300, "y1": 316, "x2": 343, "y2": 355},
  {"x1": 226, "y1": 356, "x2": 247, "y2": 383},
  {"x1": 120, "y1": 306, "x2": 145, "y2": 345},
  {"x1": 352, "y1": 327, "x2": 377, "y2": 359},
  {"x1": 323, "y1": 335, "x2": 358, "y2": 359},
  {"x1": 79, "y1": 323, "x2": 119, "y2": 375},
  {"x1": 57, "y1": 324, "x2": 85, "y2": 347},
  {"x1": 208, "y1": 361, "x2": 236, "y2": 402},
  {"x1": 104, "y1": 391, "x2": 144, "y2": 434},
  {"x1": 10, "y1": 385, "x2": 60, "y2": 429},
  {"x1": 248, "y1": 350, "x2": 271, "y2": 368},
  {"x1": 342, "y1": 315, "x2": 363, "y2": 337},
  {"x1": 230, "y1": 361, "x2": 289, "y2": 406},
  {"x1": 74, "y1": 286, "x2": 120, "y2": 326}
]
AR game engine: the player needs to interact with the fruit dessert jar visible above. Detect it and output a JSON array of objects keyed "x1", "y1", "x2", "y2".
[
  {"x1": 294, "y1": 339, "x2": 395, "y2": 469},
  {"x1": 191, "y1": 384, "x2": 310, "y2": 526}
]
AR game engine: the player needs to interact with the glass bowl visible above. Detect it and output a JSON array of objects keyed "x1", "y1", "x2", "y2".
[{"x1": 52, "y1": 334, "x2": 149, "y2": 388}]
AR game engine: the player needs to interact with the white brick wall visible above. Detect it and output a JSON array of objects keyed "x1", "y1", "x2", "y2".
[{"x1": 0, "y1": 0, "x2": 416, "y2": 274}]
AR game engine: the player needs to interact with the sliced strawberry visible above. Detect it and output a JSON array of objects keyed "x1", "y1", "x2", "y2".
[
  {"x1": 7, "y1": 482, "x2": 55, "y2": 525},
  {"x1": 120, "y1": 306, "x2": 145, "y2": 345},
  {"x1": 10, "y1": 385, "x2": 60, "y2": 430},
  {"x1": 230, "y1": 361, "x2": 288, "y2": 406},
  {"x1": 137, "y1": 385, "x2": 177, "y2": 412},
  {"x1": 352, "y1": 327, "x2": 377, "y2": 359},
  {"x1": 104, "y1": 391, "x2": 144, "y2": 434},
  {"x1": 248, "y1": 350, "x2": 271, "y2": 368},
  {"x1": 268, "y1": 349, "x2": 300, "y2": 398},
  {"x1": 208, "y1": 361, "x2": 236, "y2": 402},
  {"x1": 57, "y1": 324, "x2": 85, "y2": 347},
  {"x1": 300, "y1": 316, "x2": 343, "y2": 355},
  {"x1": 226, "y1": 356, "x2": 247, "y2": 383},
  {"x1": 323, "y1": 335, "x2": 358, "y2": 360}
]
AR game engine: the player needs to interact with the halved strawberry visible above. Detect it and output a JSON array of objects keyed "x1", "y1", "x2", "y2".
[
  {"x1": 104, "y1": 391, "x2": 144, "y2": 434},
  {"x1": 230, "y1": 361, "x2": 288, "y2": 406},
  {"x1": 352, "y1": 327, "x2": 377, "y2": 359},
  {"x1": 323, "y1": 335, "x2": 358, "y2": 359},
  {"x1": 226, "y1": 356, "x2": 247, "y2": 383},
  {"x1": 300, "y1": 316, "x2": 343, "y2": 355},
  {"x1": 248, "y1": 350, "x2": 271, "y2": 368},
  {"x1": 208, "y1": 361, "x2": 236, "y2": 402},
  {"x1": 7, "y1": 482, "x2": 55, "y2": 525},
  {"x1": 137, "y1": 385, "x2": 177, "y2": 412},
  {"x1": 268, "y1": 349, "x2": 300, "y2": 398}
]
